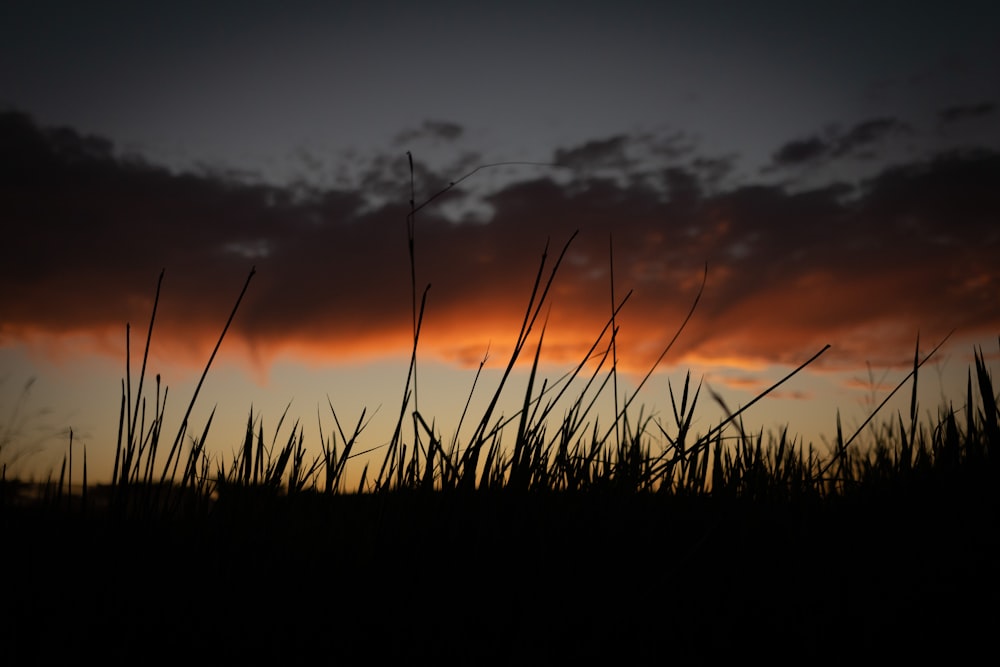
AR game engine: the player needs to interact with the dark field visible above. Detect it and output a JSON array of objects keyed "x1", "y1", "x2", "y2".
[{"x1": 4, "y1": 455, "x2": 998, "y2": 664}]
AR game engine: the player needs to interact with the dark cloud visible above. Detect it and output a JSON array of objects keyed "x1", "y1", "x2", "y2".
[
  {"x1": 690, "y1": 155, "x2": 737, "y2": 191},
  {"x1": 662, "y1": 167, "x2": 701, "y2": 210},
  {"x1": 770, "y1": 117, "x2": 910, "y2": 169},
  {"x1": 771, "y1": 136, "x2": 830, "y2": 167},
  {"x1": 424, "y1": 120, "x2": 463, "y2": 141},
  {"x1": 938, "y1": 102, "x2": 996, "y2": 125},
  {"x1": 832, "y1": 117, "x2": 910, "y2": 157},
  {"x1": 553, "y1": 135, "x2": 633, "y2": 172},
  {"x1": 392, "y1": 119, "x2": 465, "y2": 146},
  {"x1": 0, "y1": 110, "x2": 116, "y2": 178},
  {"x1": 643, "y1": 130, "x2": 697, "y2": 161},
  {"x1": 2, "y1": 112, "x2": 998, "y2": 377}
]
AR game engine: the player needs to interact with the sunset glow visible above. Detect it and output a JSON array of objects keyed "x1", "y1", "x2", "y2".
[{"x1": 1, "y1": 1, "x2": 998, "y2": 486}]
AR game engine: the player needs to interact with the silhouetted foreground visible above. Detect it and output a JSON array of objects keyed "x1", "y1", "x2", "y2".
[
  {"x1": 3, "y1": 478, "x2": 997, "y2": 664},
  {"x1": 3, "y1": 344, "x2": 999, "y2": 663},
  {"x1": 3, "y1": 247, "x2": 997, "y2": 662}
]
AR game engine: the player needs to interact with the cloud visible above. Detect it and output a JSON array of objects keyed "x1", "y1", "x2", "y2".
[
  {"x1": 690, "y1": 155, "x2": 737, "y2": 192},
  {"x1": 553, "y1": 135, "x2": 633, "y2": 172},
  {"x1": 938, "y1": 102, "x2": 996, "y2": 125},
  {"x1": 771, "y1": 136, "x2": 830, "y2": 167},
  {"x1": 2, "y1": 112, "x2": 998, "y2": 381},
  {"x1": 769, "y1": 117, "x2": 910, "y2": 168},
  {"x1": 831, "y1": 117, "x2": 910, "y2": 158},
  {"x1": 393, "y1": 119, "x2": 465, "y2": 145}
]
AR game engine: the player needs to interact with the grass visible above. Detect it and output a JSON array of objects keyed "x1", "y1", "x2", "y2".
[
  {"x1": 51, "y1": 243, "x2": 990, "y2": 512},
  {"x1": 1, "y1": 159, "x2": 998, "y2": 662}
]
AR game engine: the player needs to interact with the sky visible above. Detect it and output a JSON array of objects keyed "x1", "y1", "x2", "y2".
[{"x1": 1, "y1": 0, "x2": 999, "y2": 486}]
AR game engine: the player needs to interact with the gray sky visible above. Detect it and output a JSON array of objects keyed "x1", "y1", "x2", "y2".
[{"x1": 3, "y1": 1, "x2": 997, "y2": 187}]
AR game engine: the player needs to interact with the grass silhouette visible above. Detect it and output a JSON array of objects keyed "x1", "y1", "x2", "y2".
[{"x1": 1, "y1": 159, "x2": 998, "y2": 662}]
